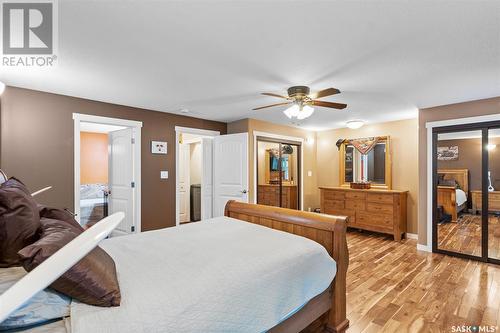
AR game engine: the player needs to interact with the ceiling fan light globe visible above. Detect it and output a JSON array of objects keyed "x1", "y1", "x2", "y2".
[
  {"x1": 297, "y1": 105, "x2": 314, "y2": 120},
  {"x1": 284, "y1": 104, "x2": 299, "y2": 119}
]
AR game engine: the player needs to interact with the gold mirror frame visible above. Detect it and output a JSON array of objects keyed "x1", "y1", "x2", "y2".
[{"x1": 339, "y1": 135, "x2": 392, "y2": 189}]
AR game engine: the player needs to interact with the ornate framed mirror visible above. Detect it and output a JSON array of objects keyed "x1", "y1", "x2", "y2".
[{"x1": 339, "y1": 136, "x2": 392, "y2": 189}]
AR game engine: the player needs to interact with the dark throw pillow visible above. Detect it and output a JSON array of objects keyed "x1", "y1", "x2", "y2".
[
  {"x1": 0, "y1": 178, "x2": 41, "y2": 267},
  {"x1": 18, "y1": 218, "x2": 121, "y2": 307},
  {"x1": 38, "y1": 204, "x2": 83, "y2": 231}
]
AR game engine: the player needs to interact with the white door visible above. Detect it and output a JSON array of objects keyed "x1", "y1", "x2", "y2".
[
  {"x1": 179, "y1": 143, "x2": 191, "y2": 223},
  {"x1": 201, "y1": 138, "x2": 213, "y2": 220},
  {"x1": 213, "y1": 133, "x2": 248, "y2": 217},
  {"x1": 108, "y1": 128, "x2": 135, "y2": 236}
]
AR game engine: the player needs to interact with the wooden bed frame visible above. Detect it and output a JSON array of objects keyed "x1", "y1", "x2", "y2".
[
  {"x1": 437, "y1": 169, "x2": 469, "y2": 222},
  {"x1": 224, "y1": 201, "x2": 349, "y2": 333}
]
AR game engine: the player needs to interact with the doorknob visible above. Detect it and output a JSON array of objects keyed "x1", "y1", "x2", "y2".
[{"x1": 241, "y1": 189, "x2": 248, "y2": 194}]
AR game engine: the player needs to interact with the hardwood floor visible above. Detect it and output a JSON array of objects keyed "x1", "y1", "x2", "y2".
[
  {"x1": 437, "y1": 214, "x2": 500, "y2": 259},
  {"x1": 344, "y1": 230, "x2": 500, "y2": 333}
]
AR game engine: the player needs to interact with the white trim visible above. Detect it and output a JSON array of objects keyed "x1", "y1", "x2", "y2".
[
  {"x1": 417, "y1": 244, "x2": 432, "y2": 252},
  {"x1": 175, "y1": 127, "x2": 220, "y2": 226},
  {"x1": 73, "y1": 113, "x2": 143, "y2": 128},
  {"x1": 73, "y1": 113, "x2": 142, "y2": 233},
  {"x1": 174, "y1": 126, "x2": 220, "y2": 137},
  {"x1": 406, "y1": 233, "x2": 418, "y2": 240},
  {"x1": 425, "y1": 113, "x2": 500, "y2": 129},
  {"x1": 252, "y1": 130, "x2": 304, "y2": 211},
  {"x1": 425, "y1": 113, "x2": 500, "y2": 251}
]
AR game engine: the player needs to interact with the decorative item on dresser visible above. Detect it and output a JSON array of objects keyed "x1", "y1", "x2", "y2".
[{"x1": 319, "y1": 187, "x2": 408, "y2": 241}]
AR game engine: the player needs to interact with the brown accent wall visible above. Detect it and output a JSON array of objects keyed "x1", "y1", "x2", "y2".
[
  {"x1": 227, "y1": 118, "x2": 319, "y2": 210},
  {"x1": 80, "y1": 132, "x2": 109, "y2": 185},
  {"x1": 418, "y1": 96, "x2": 500, "y2": 245},
  {"x1": 0, "y1": 86, "x2": 226, "y2": 231},
  {"x1": 316, "y1": 118, "x2": 419, "y2": 234}
]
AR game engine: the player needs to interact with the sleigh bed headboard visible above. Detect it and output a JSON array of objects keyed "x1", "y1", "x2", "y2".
[{"x1": 438, "y1": 168, "x2": 469, "y2": 194}]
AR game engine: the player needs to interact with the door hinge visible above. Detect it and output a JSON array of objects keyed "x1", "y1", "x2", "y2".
[
  {"x1": 131, "y1": 226, "x2": 135, "y2": 232},
  {"x1": 131, "y1": 181, "x2": 135, "y2": 188},
  {"x1": 131, "y1": 138, "x2": 135, "y2": 144}
]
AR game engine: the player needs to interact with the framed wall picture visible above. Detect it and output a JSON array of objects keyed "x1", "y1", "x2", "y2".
[
  {"x1": 437, "y1": 146, "x2": 458, "y2": 161},
  {"x1": 151, "y1": 141, "x2": 167, "y2": 154}
]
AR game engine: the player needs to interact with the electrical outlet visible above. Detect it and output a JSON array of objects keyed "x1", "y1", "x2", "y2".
[{"x1": 160, "y1": 171, "x2": 168, "y2": 179}]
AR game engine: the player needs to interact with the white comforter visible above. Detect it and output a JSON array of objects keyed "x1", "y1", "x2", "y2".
[
  {"x1": 71, "y1": 216, "x2": 336, "y2": 333},
  {"x1": 456, "y1": 189, "x2": 467, "y2": 207}
]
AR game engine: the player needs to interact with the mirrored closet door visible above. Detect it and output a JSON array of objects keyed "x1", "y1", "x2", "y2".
[
  {"x1": 256, "y1": 137, "x2": 300, "y2": 210},
  {"x1": 488, "y1": 128, "x2": 500, "y2": 261},
  {"x1": 433, "y1": 123, "x2": 500, "y2": 264}
]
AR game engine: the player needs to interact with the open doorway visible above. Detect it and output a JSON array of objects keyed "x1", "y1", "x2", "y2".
[
  {"x1": 175, "y1": 127, "x2": 220, "y2": 225},
  {"x1": 79, "y1": 122, "x2": 124, "y2": 226},
  {"x1": 74, "y1": 114, "x2": 142, "y2": 236}
]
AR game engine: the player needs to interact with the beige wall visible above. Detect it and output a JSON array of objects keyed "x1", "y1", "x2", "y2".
[
  {"x1": 316, "y1": 118, "x2": 419, "y2": 234},
  {"x1": 418, "y1": 96, "x2": 500, "y2": 245},
  {"x1": 228, "y1": 118, "x2": 319, "y2": 210}
]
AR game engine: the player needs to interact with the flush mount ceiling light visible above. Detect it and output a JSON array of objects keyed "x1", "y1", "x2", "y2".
[{"x1": 346, "y1": 120, "x2": 364, "y2": 129}]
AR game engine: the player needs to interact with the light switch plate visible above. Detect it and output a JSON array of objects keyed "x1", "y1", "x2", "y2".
[
  {"x1": 308, "y1": 170, "x2": 313, "y2": 177},
  {"x1": 160, "y1": 171, "x2": 168, "y2": 179}
]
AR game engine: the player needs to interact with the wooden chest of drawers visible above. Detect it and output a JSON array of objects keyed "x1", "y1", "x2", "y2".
[
  {"x1": 257, "y1": 184, "x2": 298, "y2": 209},
  {"x1": 471, "y1": 190, "x2": 500, "y2": 213},
  {"x1": 320, "y1": 187, "x2": 408, "y2": 241}
]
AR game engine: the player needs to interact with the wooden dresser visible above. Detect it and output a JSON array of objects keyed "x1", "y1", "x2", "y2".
[
  {"x1": 471, "y1": 190, "x2": 500, "y2": 214},
  {"x1": 320, "y1": 187, "x2": 408, "y2": 241},
  {"x1": 258, "y1": 184, "x2": 298, "y2": 209}
]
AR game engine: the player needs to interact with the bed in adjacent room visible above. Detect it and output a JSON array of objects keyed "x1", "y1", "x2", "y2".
[{"x1": 1, "y1": 200, "x2": 349, "y2": 333}]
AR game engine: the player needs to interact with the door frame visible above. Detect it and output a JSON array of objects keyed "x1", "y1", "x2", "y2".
[
  {"x1": 252, "y1": 131, "x2": 304, "y2": 210},
  {"x1": 73, "y1": 113, "x2": 143, "y2": 232},
  {"x1": 425, "y1": 113, "x2": 500, "y2": 264},
  {"x1": 425, "y1": 114, "x2": 500, "y2": 251},
  {"x1": 175, "y1": 126, "x2": 220, "y2": 226}
]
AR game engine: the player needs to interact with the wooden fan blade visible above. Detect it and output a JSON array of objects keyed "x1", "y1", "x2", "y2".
[
  {"x1": 261, "y1": 92, "x2": 289, "y2": 99},
  {"x1": 252, "y1": 102, "x2": 291, "y2": 110},
  {"x1": 309, "y1": 88, "x2": 340, "y2": 99},
  {"x1": 312, "y1": 100, "x2": 347, "y2": 109}
]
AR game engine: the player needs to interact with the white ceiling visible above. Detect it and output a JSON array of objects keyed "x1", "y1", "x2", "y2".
[{"x1": 1, "y1": 0, "x2": 499, "y2": 130}]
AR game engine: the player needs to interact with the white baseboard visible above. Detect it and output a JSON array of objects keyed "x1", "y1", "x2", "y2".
[
  {"x1": 406, "y1": 233, "x2": 418, "y2": 240},
  {"x1": 417, "y1": 243, "x2": 432, "y2": 252}
]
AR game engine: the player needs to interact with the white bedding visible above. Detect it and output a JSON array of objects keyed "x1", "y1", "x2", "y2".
[
  {"x1": 456, "y1": 189, "x2": 467, "y2": 207},
  {"x1": 71, "y1": 216, "x2": 336, "y2": 333}
]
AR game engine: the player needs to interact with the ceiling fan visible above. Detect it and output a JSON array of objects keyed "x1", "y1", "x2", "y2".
[{"x1": 253, "y1": 86, "x2": 347, "y2": 120}]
